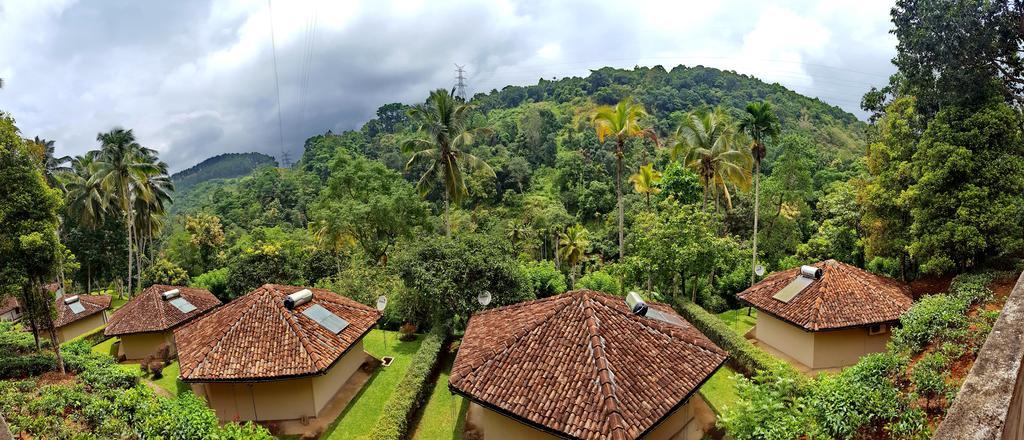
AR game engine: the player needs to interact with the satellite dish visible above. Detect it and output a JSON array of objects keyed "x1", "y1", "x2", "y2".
[
  {"x1": 376, "y1": 295, "x2": 388, "y2": 312},
  {"x1": 755, "y1": 265, "x2": 766, "y2": 277},
  {"x1": 477, "y1": 290, "x2": 492, "y2": 307}
]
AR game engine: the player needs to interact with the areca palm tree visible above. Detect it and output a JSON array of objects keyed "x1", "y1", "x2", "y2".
[
  {"x1": 91, "y1": 128, "x2": 163, "y2": 296},
  {"x1": 739, "y1": 101, "x2": 781, "y2": 286},
  {"x1": 629, "y1": 163, "x2": 663, "y2": 209},
  {"x1": 671, "y1": 107, "x2": 752, "y2": 212},
  {"x1": 591, "y1": 97, "x2": 657, "y2": 260},
  {"x1": 558, "y1": 224, "x2": 590, "y2": 288},
  {"x1": 403, "y1": 88, "x2": 494, "y2": 237}
]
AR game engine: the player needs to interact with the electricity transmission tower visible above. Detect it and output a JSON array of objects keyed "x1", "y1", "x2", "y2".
[{"x1": 454, "y1": 64, "x2": 467, "y2": 101}]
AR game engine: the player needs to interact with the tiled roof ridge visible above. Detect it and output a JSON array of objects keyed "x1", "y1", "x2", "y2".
[
  {"x1": 589, "y1": 293, "x2": 726, "y2": 357},
  {"x1": 187, "y1": 293, "x2": 267, "y2": 378},
  {"x1": 582, "y1": 293, "x2": 629, "y2": 439},
  {"x1": 454, "y1": 295, "x2": 575, "y2": 384}
]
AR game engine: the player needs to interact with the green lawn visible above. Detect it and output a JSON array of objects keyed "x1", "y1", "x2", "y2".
[
  {"x1": 717, "y1": 308, "x2": 757, "y2": 336},
  {"x1": 412, "y1": 355, "x2": 468, "y2": 440},
  {"x1": 322, "y1": 330, "x2": 423, "y2": 440},
  {"x1": 91, "y1": 336, "x2": 118, "y2": 356},
  {"x1": 699, "y1": 366, "x2": 741, "y2": 415},
  {"x1": 125, "y1": 360, "x2": 188, "y2": 397}
]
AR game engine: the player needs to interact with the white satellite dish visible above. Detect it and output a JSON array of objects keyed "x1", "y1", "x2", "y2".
[
  {"x1": 755, "y1": 265, "x2": 765, "y2": 276},
  {"x1": 477, "y1": 290, "x2": 492, "y2": 306},
  {"x1": 376, "y1": 295, "x2": 388, "y2": 312}
]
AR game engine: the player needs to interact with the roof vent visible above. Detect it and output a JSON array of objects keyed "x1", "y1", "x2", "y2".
[
  {"x1": 284, "y1": 289, "x2": 313, "y2": 310},
  {"x1": 161, "y1": 289, "x2": 181, "y2": 301},
  {"x1": 773, "y1": 265, "x2": 824, "y2": 303},
  {"x1": 63, "y1": 295, "x2": 79, "y2": 304},
  {"x1": 625, "y1": 291, "x2": 649, "y2": 316}
]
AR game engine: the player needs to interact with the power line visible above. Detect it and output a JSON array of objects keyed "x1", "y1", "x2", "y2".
[
  {"x1": 266, "y1": 0, "x2": 290, "y2": 168},
  {"x1": 454, "y1": 64, "x2": 467, "y2": 100}
]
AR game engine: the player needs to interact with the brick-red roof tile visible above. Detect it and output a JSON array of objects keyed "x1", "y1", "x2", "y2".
[
  {"x1": 54, "y1": 294, "x2": 111, "y2": 328},
  {"x1": 738, "y1": 259, "x2": 913, "y2": 331},
  {"x1": 0, "y1": 297, "x2": 19, "y2": 315},
  {"x1": 175, "y1": 284, "x2": 381, "y2": 381},
  {"x1": 449, "y1": 290, "x2": 727, "y2": 440},
  {"x1": 104, "y1": 285, "x2": 221, "y2": 336}
]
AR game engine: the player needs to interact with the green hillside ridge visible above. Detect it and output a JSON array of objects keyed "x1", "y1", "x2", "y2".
[{"x1": 170, "y1": 152, "x2": 277, "y2": 192}]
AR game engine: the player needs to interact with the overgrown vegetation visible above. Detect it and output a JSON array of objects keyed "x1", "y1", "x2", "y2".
[{"x1": 367, "y1": 329, "x2": 446, "y2": 440}]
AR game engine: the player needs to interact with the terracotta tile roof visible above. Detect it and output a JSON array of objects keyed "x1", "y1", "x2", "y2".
[
  {"x1": 104, "y1": 285, "x2": 221, "y2": 336},
  {"x1": 449, "y1": 290, "x2": 727, "y2": 440},
  {"x1": 0, "y1": 297, "x2": 19, "y2": 315},
  {"x1": 176, "y1": 284, "x2": 381, "y2": 382},
  {"x1": 738, "y1": 259, "x2": 913, "y2": 331},
  {"x1": 54, "y1": 294, "x2": 111, "y2": 328}
]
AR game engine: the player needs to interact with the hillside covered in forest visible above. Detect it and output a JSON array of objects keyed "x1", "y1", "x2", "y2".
[{"x1": 169, "y1": 152, "x2": 277, "y2": 193}]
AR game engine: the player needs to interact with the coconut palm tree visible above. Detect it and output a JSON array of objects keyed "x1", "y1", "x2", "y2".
[
  {"x1": 629, "y1": 163, "x2": 663, "y2": 210},
  {"x1": 91, "y1": 128, "x2": 162, "y2": 297},
  {"x1": 26, "y1": 137, "x2": 70, "y2": 189},
  {"x1": 63, "y1": 152, "x2": 106, "y2": 228},
  {"x1": 558, "y1": 224, "x2": 590, "y2": 288},
  {"x1": 671, "y1": 107, "x2": 752, "y2": 212},
  {"x1": 131, "y1": 164, "x2": 173, "y2": 289},
  {"x1": 739, "y1": 101, "x2": 781, "y2": 286},
  {"x1": 506, "y1": 219, "x2": 533, "y2": 250},
  {"x1": 403, "y1": 88, "x2": 494, "y2": 237},
  {"x1": 591, "y1": 97, "x2": 657, "y2": 260}
]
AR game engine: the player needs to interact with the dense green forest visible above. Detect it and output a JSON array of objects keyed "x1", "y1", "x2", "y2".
[{"x1": 169, "y1": 152, "x2": 277, "y2": 193}]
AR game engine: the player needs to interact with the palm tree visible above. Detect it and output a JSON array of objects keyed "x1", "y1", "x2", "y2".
[
  {"x1": 671, "y1": 107, "x2": 752, "y2": 212},
  {"x1": 558, "y1": 224, "x2": 590, "y2": 288},
  {"x1": 739, "y1": 101, "x2": 781, "y2": 286},
  {"x1": 403, "y1": 89, "x2": 494, "y2": 237},
  {"x1": 313, "y1": 215, "x2": 354, "y2": 273},
  {"x1": 91, "y1": 128, "x2": 162, "y2": 297},
  {"x1": 591, "y1": 97, "x2": 657, "y2": 261},
  {"x1": 506, "y1": 219, "x2": 533, "y2": 249},
  {"x1": 26, "y1": 137, "x2": 70, "y2": 189},
  {"x1": 63, "y1": 152, "x2": 106, "y2": 229},
  {"x1": 131, "y1": 165, "x2": 173, "y2": 289},
  {"x1": 629, "y1": 163, "x2": 663, "y2": 209}
]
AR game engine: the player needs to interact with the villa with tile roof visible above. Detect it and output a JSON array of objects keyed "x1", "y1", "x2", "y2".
[
  {"x1": 53, "y1": 294, "x2": 111, "y2": 343},
  {"x1": 449, "y1": 289, "x2": 727, "y2": 440},
  {"x1": 0, "y1": 297, "x2": 21, "y2": 322},
  {"x1": 738, "y1": 259, "x2": 913, "y2": 371},
  {"x1": 104, "y1": 285, "x2": 221, "y2": 360},
  {"x1": 175, "y1": 284, "x2": 380, "y2": 422}
]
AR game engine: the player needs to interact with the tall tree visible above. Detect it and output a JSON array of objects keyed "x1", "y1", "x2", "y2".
[
  {"x1": 26, "y1": 137, "x2": 70, "y2": 190},
  {"x1": 91, "y1": 128, "x2": 162, "y2": 296},
  {"x1": 184, "y1": 213, "x2": 226, "y2": 275},
  {"x1": 0, "y1": 113, "x2": 67, "y2": 372},
  {"x1": 591, "y1": 97, "x2": 657, "y2": 260},
  {"x1": 557, "y1": 224, "x2": 590, "y2": 288},
  {"x1": 403, "y1": 88, "x2": 494, "y2": 236},
  {"x1": 739, "y1": 101, "x2": 780, "y2": 285},
  {"x1": 628, "y1": 163, "x2": 662, "y2": 209},
  {"x1": 671, "y1": 107, "x2": 752, "y2": 213}
]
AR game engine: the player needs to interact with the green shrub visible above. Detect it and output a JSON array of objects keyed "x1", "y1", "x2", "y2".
[
  {"x1": 577, "y1": 270, "x2": 619, "y2": 295},
  {"x1": 674, "y1": 299, "x2": 789, "y2": 376},
  {"x1": 64, "y1": 322, "x2": 110, "y2": 346},
  {"x1": 0, "y1": 352, "x2": 54, "y2": 379},
  {"x1": 720, "y1": 365, "x2": 810, "y2": 440},
  {"x1": 0, "y1": 321, "x2": 46, "y2": 353},
  {"x1": 191, "y1": 267, "x2": 230, "y2": 300},
  {"x1": 891, "y1": 272, "x2": 993, "y2": 354},
  {"x1": 911, "y1": 352, "x2": 951, "y2": 410},
  {"x1": 366, "y1": 328, "x2": 446, "y2": 440},
  {"x1": 520, "y1": 260, "x2": 567, "y2": 298}
]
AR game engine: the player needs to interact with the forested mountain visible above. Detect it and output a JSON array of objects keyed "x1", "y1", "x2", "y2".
[{"x1": 170, "y1": 152, "x2": 277, "y2": 193}]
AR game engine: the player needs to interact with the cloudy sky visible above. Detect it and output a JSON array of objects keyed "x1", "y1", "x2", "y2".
[{"x1": 0, "y1": 0, "x2": 898, "y2": 172}]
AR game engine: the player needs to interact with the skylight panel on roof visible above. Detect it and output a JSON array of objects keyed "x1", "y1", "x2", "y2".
[
  {"x1": 302, "y1": 304, "x2": 349, "y2": 334},
  {"x1": 169, "y1": 297, "x2": 197, "y2": 313},
  {"x1": 68, "y1": 301, "x2": 86, "y2": 314}
]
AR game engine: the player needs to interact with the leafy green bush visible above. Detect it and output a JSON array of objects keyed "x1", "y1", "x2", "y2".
[
  {"x1": 366, "y1": 328, "x2": 445, "y2": 440},
  {"x1": 191, "y1": 267, "x2": 230, "y2": 300},
  {"x1": 520, "y1": 260, "x2": 567, "y2": 298},
  {"x1": 142, "y1": 257, "x2": 190, "y2": 286},
  {"x1": 891, "y1": 272, "x2": 993, "y2": 354},
  {"x1": 577, "y1": 270, "x2": 619, "y2": 295},
  {"x1": 911, "y1": 352, "x2": 951, "y2": 409},
  {"x1": 720, "y1": 366, "x2": 810, "y2": 440},
  {"x1": 0, "y1": 321, "x2": 45, "y2": 353},
  {"x1": 0, "y1": 352, "x2": 54, "y2": 379},
  {"x1": 674, "y1": 299, "x2": 789, "y2": 376}
]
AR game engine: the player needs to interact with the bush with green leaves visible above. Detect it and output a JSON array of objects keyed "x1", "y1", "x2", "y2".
[
  {"x1": 0, "y1": 352, "x2": 54, "y2": 379},
  {"x1": 190, "y1": 267, "x2": 230, "y2": 300},
  {"x1": 142, "y1": 257, "x2": 190, "y2": 287},
  {"x1": 720, "y1": 365, "x2": 810, "y2": 440},
  {"x1": 891, "y1": 273, "x2": 993, "y2": 354},
  {"x1": 0, "y1": 321, "x2": 45, "y2": 353},
  {"x1": 520, "y1": 260, "x2": 567, "y2": 298},
  {"x1": 911, "y1": 352, "x2": 951, "y2": 410},
  {"x1": 674, "y1": 299, "x2": 788, "y2": 376},
  {"x1": 316, "y1": 262, "x2": 407, "y2": 326},
  {"x1": 367, "y1": 328, "x2": 445, "y2": 440},
  {"x1": 577, "y1": 270, "x2": 619, "y2": 295}
]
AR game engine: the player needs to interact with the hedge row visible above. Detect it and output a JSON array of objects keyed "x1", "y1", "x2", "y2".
[
  {"x1": 366, "y1": 329, "x2": 446, "y2": 440},
  {"x1": 674, "y1": 299, "x2": 792, "y2": 376},
  {"x1": 63, "y1": 323, "x2": 109, "y2": 347},
  {"x1": 0, "y1": 352, "x2": 54, "y2": 379}
]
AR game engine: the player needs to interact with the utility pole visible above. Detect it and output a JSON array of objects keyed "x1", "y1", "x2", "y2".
[{"x1": 454, "y1": 64, "x2": 467, "y2": 101}]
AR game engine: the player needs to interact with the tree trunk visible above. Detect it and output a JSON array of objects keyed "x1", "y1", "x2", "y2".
[
  {"x1": 751, "y1": 159, "x2": 761, "y2": 287},
  {"x1": 616, "y1": 142, "x2": 624, "y2": 261},
  {"x1": 443, "y1": 190, "x2": 451, "y2": 238},
  {"x1": 47, "y1": 326, "x2": 65, "y2": 374},
  {"x1": 21, "y1": 288, "x2": 40, "y2": 351}
]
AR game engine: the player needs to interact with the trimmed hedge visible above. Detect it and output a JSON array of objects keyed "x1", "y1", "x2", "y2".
[
  {"x1": 366, "y1": 328, "x2": 446, "y2": 440},
  {"x1": 0, "y1": 352, "x2": 55, "y2": 379},
  {"x1": 64, "y1": 323, "x2": 110, "y2": 347},
  {"x1": 674, "y1": 299, "x2": 792, "y2": 376}
]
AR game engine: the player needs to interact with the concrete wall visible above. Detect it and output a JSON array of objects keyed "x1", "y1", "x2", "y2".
[
  {"x1": 118, "y1": 331, "x2": 176, "y2": 360},
  {"x1": 934, "y1": 270, "x2": 1024, "y2": 440},
  {"x1": 193, "y1": 345, "x2": 366, "y2": 422},
  {"x1": 0, "y1": 309, "x2": 20, "y2": 322},
  {"x1": 312, "y1": 341, "x2": 365, "y2": 413},
  {"x1": 812, "y1": 326, "x2": 889, "y2": 369},
  {"x1": 469, "y1": 397, "x2": 702, "y2": 440},
  {"x1": 57, "y1": 311, "x2": 106, "y2": 343},
  {"x1": 755, "y1": 313, "x2": 815, "y2": 368}
]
